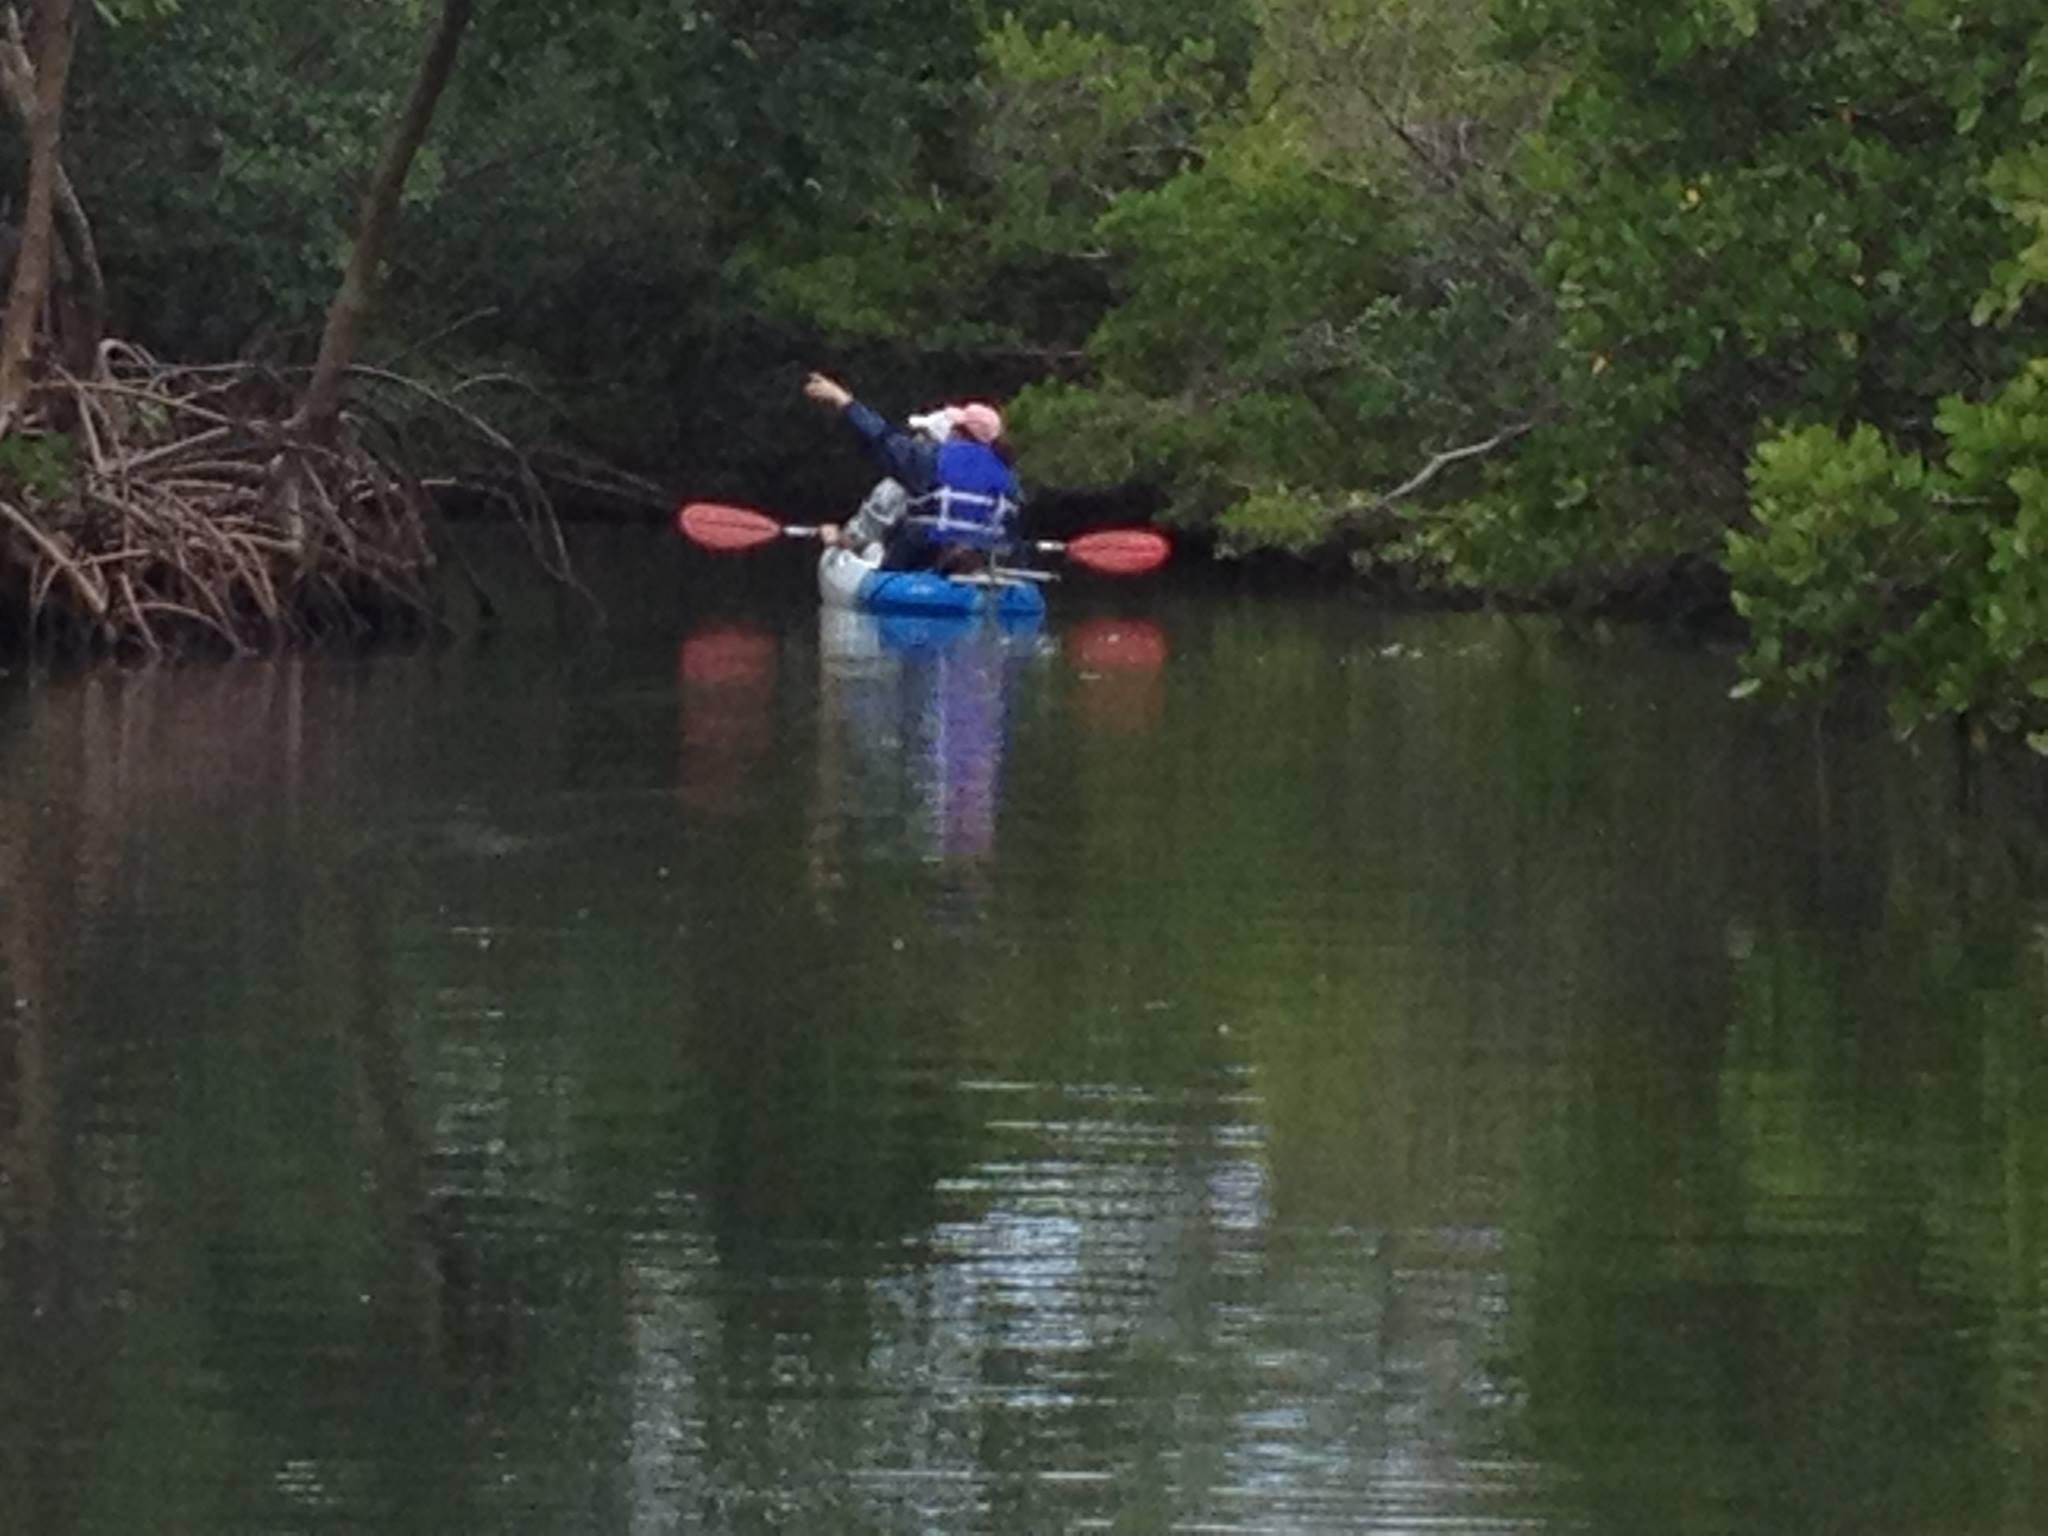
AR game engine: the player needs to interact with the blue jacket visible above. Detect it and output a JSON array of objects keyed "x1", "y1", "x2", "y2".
[{"x1": 844, "y1": 401, "x2": 1020, "y2": 548}]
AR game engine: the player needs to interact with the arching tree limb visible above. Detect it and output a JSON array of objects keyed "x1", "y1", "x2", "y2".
[
  {"x1": 1354, "y1": 420, "x2": 1536, "y2": 515},
  {"x1": 0, "y1": 493, "x2": 106, "y2": 618},
  {"x1": 296, "y1": 0, "x2": 475, "y2": 447}
]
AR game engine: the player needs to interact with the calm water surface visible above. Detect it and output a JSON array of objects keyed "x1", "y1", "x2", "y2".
[{"x1": 2, "y1": 551, "x2": 2046, "y2": 1534}]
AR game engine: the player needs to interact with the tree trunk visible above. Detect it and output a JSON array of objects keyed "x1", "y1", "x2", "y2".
[
  {"x1": 0, "y1": 3, "x2": 103, "y2": 376},
  {"x1": 297, "y1": 0, "x2": 475, "y2": 447},
  {"x1": 0, "y1": 0, "x2": 78, "y2": 435}
]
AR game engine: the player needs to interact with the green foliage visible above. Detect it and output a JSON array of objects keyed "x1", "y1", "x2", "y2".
[
  {"x1": 1004, "y1": 377, "x2": 1170, "y2": 486},
  {"x1": 1001, "y1": 0, "x2": 1551, "y2": 569},
  {"x1": 69, "y1": 2, "x2": 429, "y2": 355},
  {"x1": 1668, "y1": 12, "x2": 2048, "y2": 739},
  {"x1": 58, "y1": 0, "x2": 988, "y2": 471},
  {"x1": 0, "y1": 432, "x2": 75, "y2": 503},
  {"x1": 1729, "y1": 424, "x2": 1937, "y2": 695},
  {"x1": 753, "y1": 18, "x2": 1225, "y2": 352},
  {"x1": 1730, "y1": 362, "x2": 2048, "y2": 737},
  {"x1": 978, "y1": 21, "x2": 1224, "y2": 265},
  {"x1": 1475, "y1": 0, "x2": 2046, "y2": 600},
  {"x1": 1015, "y1": 373, "x2": 1347, "y2": 545},
  {"x1": 1252, "y1": 0, "x2": 1550, "y2": 193},
  {"x1": 1012, "y1": 132, "x2": 1409, "y2": 524},
  {"x1": 28, "y1": 0, "x2": 2048, "y2": 744},
  {"x1": 1216, "y1": 482, "x2": 1339, "y2": 555},
  {"x1": 1089, "y1": 138, "x2": 1398, "y2": 392},
  {"x1": 993, "y1": 0, "x2": 1258, "y2": 73},
  {"x1": 1981, "y1": 140, "x2": 2048, "y2": 322}
]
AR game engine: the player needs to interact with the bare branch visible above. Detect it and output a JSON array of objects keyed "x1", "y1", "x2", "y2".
[
  {"x1": 1346, "y1": 420, "x2": 1536, "y2": 520},
  {"x1": 298, "y1": 0, "x2": 476, "y2": 442},
  {"x1": 0, "y1": 347, "x2": 583, "y2": 653},
  {"x1": 0, "y1": 492, "x2": 104, "y2": 618}
]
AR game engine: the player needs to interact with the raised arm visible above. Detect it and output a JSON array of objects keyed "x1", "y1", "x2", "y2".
[{"x1": 803, "y1": 371, "x2": 938, "y2": 492}]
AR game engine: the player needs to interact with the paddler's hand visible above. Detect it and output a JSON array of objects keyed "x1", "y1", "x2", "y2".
[
  {"x1": 818, "y1": 522, "x2": 843, "y2": 547},
  {"x1": 803, "y1": 372, "x2": 853, "y2": 410}
]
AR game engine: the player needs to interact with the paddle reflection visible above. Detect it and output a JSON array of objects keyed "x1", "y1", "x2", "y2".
[
  {"x1": 675, "y1": 624, "x2": 779, "y2": 817},
  {"x1": 1068, "y1": 616, "x2": 1168, "y2": 736}
]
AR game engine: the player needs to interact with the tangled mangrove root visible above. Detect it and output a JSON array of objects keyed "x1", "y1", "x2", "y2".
[{"x1": 0, "y1": 340, "x2": 578, "y2": 656}]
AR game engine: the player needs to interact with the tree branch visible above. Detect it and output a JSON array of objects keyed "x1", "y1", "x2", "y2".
[
  {"x1": 0, "y1": 0, "x2": 79, "y2": 434},
  {"x1": 297, "y1": 0, "x2": 475, "y2": 445},
  {"x1": 0, "y1": 3, "x2": 101, "y2": 373},
  {"x1": 1344, "y1": 420, "x2": 1537, "y2": 521}
]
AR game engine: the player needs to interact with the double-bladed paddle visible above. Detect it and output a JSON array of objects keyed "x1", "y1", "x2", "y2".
[{"x1": 677, "y1": 501, "x2": 1170, "y2": 576}]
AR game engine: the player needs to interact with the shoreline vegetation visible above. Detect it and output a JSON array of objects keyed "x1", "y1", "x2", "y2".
[
  {"x1": 0, "y1": 0, "x2": 515, "y2": 655},
  {"x1": 0, "y1": 344, "x2": 598, "y2": 655},
  {"x1": 0, "y1": 2, "x2": 2042, "y2": 751}
]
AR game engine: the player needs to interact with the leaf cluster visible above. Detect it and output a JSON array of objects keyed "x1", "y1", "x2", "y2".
[{"x1": 1731, "y1": 361, "x2": 2048, "y2": 745}]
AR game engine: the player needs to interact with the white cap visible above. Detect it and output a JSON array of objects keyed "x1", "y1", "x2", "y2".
[{"x1": 906, "y1": 408, "x2": 957, "y2": 441}]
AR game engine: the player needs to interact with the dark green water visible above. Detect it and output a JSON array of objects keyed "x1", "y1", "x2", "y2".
[{"x1": 3, "y1": 554, "x2": 2046, "y2": 1534}]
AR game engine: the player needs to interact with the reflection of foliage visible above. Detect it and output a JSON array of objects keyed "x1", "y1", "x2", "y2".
[
  {"x1": 1506, "y1": 782, "x2": 2048, "y2": 1531},
  {"x1": 7, "y1": 619, "x2": 2048, "y2": 1528}
]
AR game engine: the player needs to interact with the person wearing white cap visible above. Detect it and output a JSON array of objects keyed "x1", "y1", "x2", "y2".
[{"x1": 802, "y1": 372, "x2": 1022, "y2": 572}]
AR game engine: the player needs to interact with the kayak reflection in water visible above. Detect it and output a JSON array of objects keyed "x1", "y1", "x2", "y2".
[{"x1": 809, "y1": 609, "x2": 1044, "y2": 918}]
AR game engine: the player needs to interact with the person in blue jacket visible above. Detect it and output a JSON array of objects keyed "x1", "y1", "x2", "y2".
[{"x1": 802, "y1": 371, "x2": 1022, "y2": 572}]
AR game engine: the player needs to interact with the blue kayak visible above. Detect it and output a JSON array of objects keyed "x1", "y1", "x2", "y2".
[{"x1": 818, "y1": 547, "x2": 1047, "y2": 621}]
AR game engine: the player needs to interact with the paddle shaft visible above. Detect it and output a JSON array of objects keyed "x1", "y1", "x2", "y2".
[
  {"x1": 678, "y1": 501, "x2": 1168, "y2": 574},
  {"x1": 801, "y1": 523, "x2": 1077, "y2": 554},
  {"x1": 797, "y1": 521, "x2": 1077, "y2": 559},
  {"x1": 825, "y1": 529, "x2": 1155, "y2": 574}
]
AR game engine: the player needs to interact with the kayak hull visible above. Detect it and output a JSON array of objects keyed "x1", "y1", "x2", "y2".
[{"x1": 817, "y1": 547, "x2": 1047, "y2": 621}]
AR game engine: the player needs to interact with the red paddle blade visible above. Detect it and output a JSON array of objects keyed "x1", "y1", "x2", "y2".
[
  {"x1": 1065, "y1": 528, "x2": 1170, "y2": 576},
  {"x1": 677, "y1": 501, "x2": 782, "y2": 551}
]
